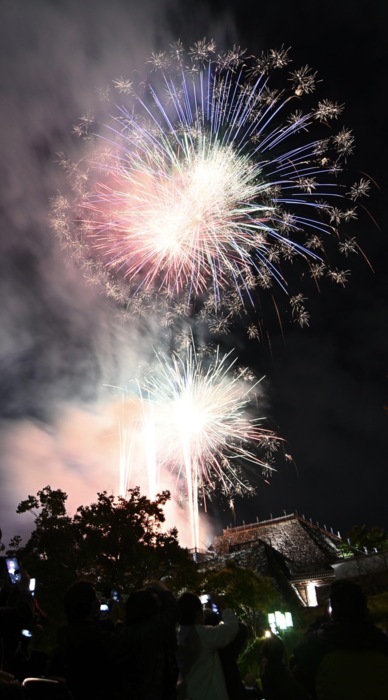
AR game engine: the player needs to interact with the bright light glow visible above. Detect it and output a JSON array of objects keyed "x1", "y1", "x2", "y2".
[
  {"x1": 268, "y1": 610, "x2": 293, "y2": 634},
  {"x1": 275, "y1": 610, "x2": 287, "y2": 630},
  {"x1": 141, "y1": 343, "x2": 278, "y2": 549},
  {"x1": 52, "y1": 41, "x2": 368, "y2": 330},
  {"x1": 114, "y1": 341, "x2": 279, "y2": 550},
  {"x1": 47, "y1": 41, "x2": 371, "y2": 547},
  {"x1": 306, "y1": 581, "x2": 318, "y2": 607}
]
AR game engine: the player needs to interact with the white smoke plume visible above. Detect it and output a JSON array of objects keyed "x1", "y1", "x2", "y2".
[{"x1": 0, "y1": 0, "x2": 235, "y2": 549}]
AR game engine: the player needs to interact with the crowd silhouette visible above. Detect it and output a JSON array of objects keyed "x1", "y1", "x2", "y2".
[{"x1": 1, "y1": 555, "x2": 388, "y2": 699}]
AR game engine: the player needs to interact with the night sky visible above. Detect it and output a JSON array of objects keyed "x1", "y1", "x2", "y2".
[{"x1": 0, "y1": 0, "x2": 386, "y2": 548}]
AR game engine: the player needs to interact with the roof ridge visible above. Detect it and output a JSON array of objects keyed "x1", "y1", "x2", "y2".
[{"x1": 222, "y1": 512, "x2": 341, "y2": 540}]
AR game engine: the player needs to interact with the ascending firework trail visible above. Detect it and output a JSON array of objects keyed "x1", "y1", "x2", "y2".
[{"x1": 112, "y1": 341, "x2": 280, "y2": 551}]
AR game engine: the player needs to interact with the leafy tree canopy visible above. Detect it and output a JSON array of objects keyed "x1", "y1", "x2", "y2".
[
  {"x1": 73, "y1": 487, "x2": 191, "y2": 590},
  {"x1": 7, "y1": 485, "x2": 196, "y2": 615},
  {"x1": 198, "y1": 559, "x2": 284, "y2": 635},
  {"x1": 339, "y1": 525, "x2": 388, "y2": 557}
]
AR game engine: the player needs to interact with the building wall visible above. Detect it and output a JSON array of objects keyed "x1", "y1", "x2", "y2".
[{"x1": 333, "y1": 550, "x2": 388, "y2": 579}]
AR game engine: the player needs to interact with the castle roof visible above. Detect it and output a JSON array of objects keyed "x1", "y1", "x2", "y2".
[{"x1": 212, "y1": 512, "x2": 342, "y2": 578}]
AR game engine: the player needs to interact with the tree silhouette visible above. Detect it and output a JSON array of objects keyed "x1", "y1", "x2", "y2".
[{"x1": 8, "y1": 485, "x2": 196, "y2": 620}]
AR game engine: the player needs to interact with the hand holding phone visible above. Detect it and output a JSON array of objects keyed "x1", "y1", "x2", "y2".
[{"x1": 5, "y1": 558, "x2": 21, "y2": 585}]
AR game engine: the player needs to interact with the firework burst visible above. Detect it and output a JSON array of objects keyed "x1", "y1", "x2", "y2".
[
  {"x1": 52, "y1": 41, "x2": 369, "y2": 333},
  {"x1": 133, "y1": 341, "x2": 280, "y2": 549}
]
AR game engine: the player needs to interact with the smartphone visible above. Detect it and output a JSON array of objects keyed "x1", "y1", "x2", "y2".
[
  {"x1": 200, "y1": 594, "x2": 210, "y2": 605},
  {"x1": 21, "y1": 629, "x2": 33, "y2": 638},
  {"x1": 29, "y1": 578, "x2": 36, "y2": 595},
  {"x1": 6, "y1": 557, "x2": 21, "y2": 584},
  {"x1": 100, "y1": 603, "x2": 109, "y2": 612}
]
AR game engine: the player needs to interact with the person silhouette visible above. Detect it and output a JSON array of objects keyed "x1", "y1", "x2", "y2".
[
  {"x1": 260, "y1": 634, "x2": 310, "y2": 700},
  {"x1": 176, "y1": 592, "x2": 239, "y2": 700},
  {"x1": 291, "y1": 580, "x2": 388, "y2": 699}
]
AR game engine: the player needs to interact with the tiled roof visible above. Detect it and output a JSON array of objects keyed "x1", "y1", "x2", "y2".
[{"x1": 213, "y1": 513, "x2": 342, "y2": 577}]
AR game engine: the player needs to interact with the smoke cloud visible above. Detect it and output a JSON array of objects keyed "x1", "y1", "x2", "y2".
[{"x1": 0, "y1": 0, "x2": 238, "y2": 549}]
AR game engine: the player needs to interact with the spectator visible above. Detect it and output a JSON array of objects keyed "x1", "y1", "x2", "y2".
[
  {"x1": 0, "y1": 560, "x2": 35, "y2": 697},
  {"x1": 260, "y1": 634, "x2": 310, "y2": 700},
  {"x1": 48, "y1": 580, "x2": 124, "y2": 700},
  {"x1": 291, "y1": 580, "x2": 388, "y2": 699},
  {"x1": 243, "y1": 672, "x2": 263, "y2": 699},
  {"x1": 0, "y1": 568, "x2": 39, "y2": 681},
  {"x1": 203, "y1": 605, "x2": 248, "y2": 699},
  {"x1": 176, "y1": 591, "x2": 239, "y2": 700},
  {"x1": 0, "y1": 594, "x2": 34, "y2": 675},
  {"x1": 118, "y1": 581, "x2": 178, "y2": 699}
]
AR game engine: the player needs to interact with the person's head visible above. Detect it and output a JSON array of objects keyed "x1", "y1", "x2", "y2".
[
  {"x1": 64, "y1": 580, "x2": 99, "y2": 623},
  {"x1": 177, "y1": 592, "x2": 204, "y2": 625},
  {"x1": 261, "y1": 634, "x2": 285, "y2": 663},
  {"x1": 125, "y1": 589, "x2": 160, "y2": 625},
  {"x1": 328, "y1": 580, "x2": 367, "y2": 622}
]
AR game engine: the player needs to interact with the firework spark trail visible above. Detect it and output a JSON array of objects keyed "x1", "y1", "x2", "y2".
[
  {"x1": 137, "y1": 342, "x2": 280, "y2": 550},
  {"x1": 114, "y1": 393, "x2": 143, "y2": 498},
  {"x1": 52, "y1": 41, "x2": 369, "y2": 332},
  {"x1": 141, "y1": 396, "x2": 159, "y2": 500},
  {"x1": 107, "y1": 383, "x2": 160, "y2": 500},
  {"x1": 49, "y1": 41, "x2": 371, "y2": 541}
]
